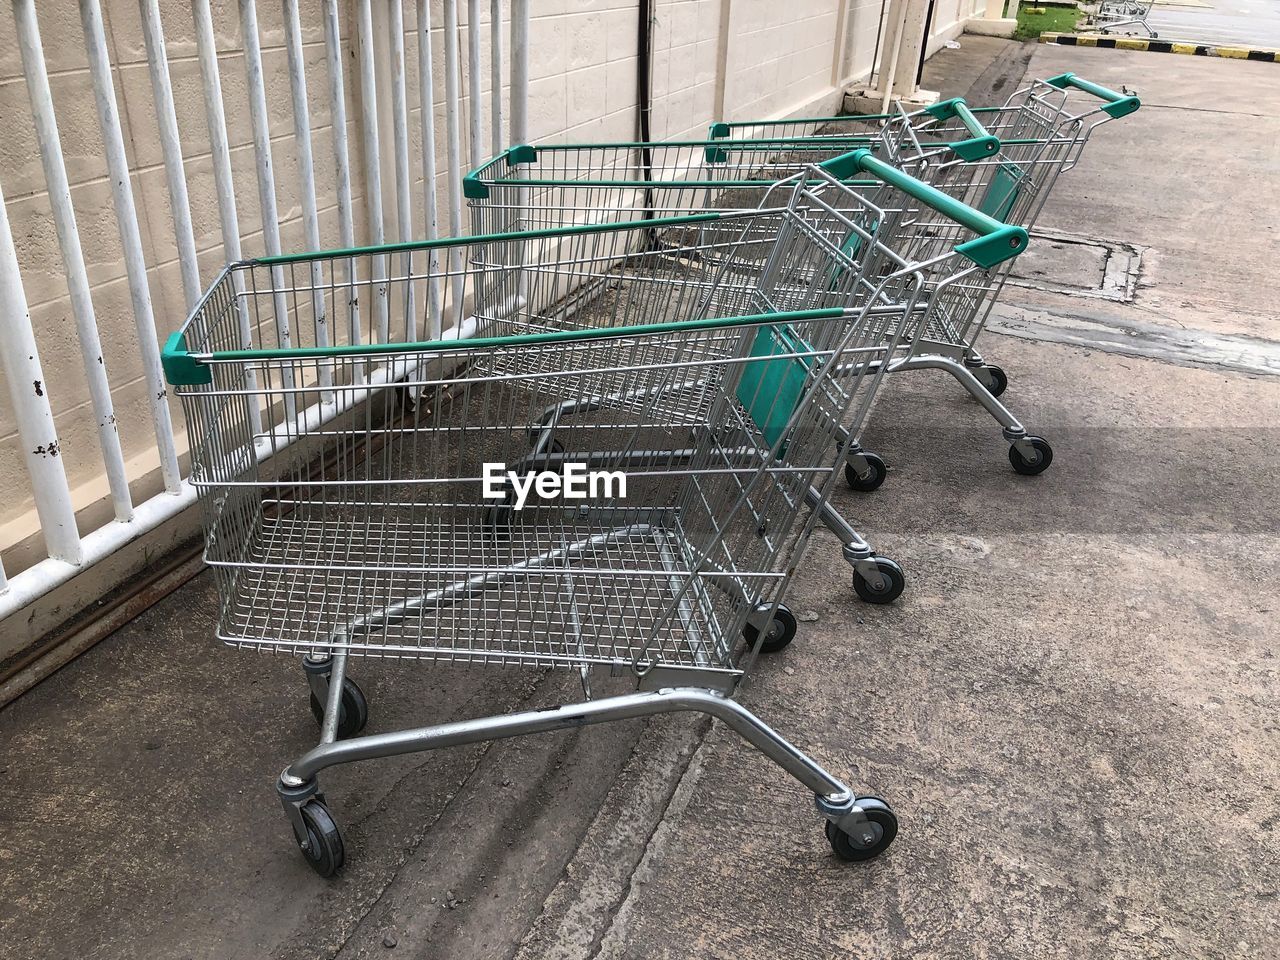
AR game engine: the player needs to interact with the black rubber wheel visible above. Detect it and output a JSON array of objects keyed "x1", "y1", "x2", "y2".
[
  {"x1": 852, "y1": 557, "x2": 905, "y2": 605},
  {"x1": 843, "y1": 452, "x2": 887, "y2": 492},
  {"x1": 743, "y1": 604, "x2": 798, "y2": 654},
  {"x1": 298, "y1": 800, "x2": 345, "y2": 877},
  {"x1": 310, "y1": 677, "x2": 369, "y2": 739},
  {"x1": 974, "y1": 364, "x2": 1008, "y2": 399},
  {"x1": 1008, "y1": 436, "x2": 1053, "y2": 476},
  {"x1": 825, "y1": 796, "x2": 898, "y2": 862}
]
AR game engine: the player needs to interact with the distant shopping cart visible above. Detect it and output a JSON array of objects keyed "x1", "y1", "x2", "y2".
[
  {"x1": 1087, "y1": 0, "x2": 1157, "y2": 37},
  {"x1": 710, "y1": 75, "x2": 1140, "y2": 480},
  {"x1": 464, "y1": 108, "x2": 1041, "y2": 603},
  {"x1": 162, "y1": 161, "x2": 1025, "y2": 876},
  {"x1": 464, "y1": 97, "x2": 998, "y2": 234}
]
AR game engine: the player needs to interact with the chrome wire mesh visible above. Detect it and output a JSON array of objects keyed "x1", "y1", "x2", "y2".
[{"x1": 172, "y1": 196, "x2": 956, "y2": 673}]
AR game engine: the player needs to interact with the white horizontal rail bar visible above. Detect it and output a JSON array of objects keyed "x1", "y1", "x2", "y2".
[
  {"x1": 82, "y1": 0, "x2": 183, "y2": 493},
  {"x1": 0, "y1": 176, "x2": 82, "y2": 567},
  {"x1": 140, "y1": 0, "x2": 202, "y2": 312},
  {"x1": 15, "y1": 0, "x2": 133, "y2": 523}
]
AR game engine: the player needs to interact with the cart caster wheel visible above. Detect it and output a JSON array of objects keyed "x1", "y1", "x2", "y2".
[
  {"x1": 826, "y1": 797, "x2": 897, "y2": 862},
  {"x1": 1008, "y1": 436, "x2": 1053, "y2": 476},
  {"x1": 297, "y1": 800, "x2": 345, "y2": 877},
  {"x1": 973, "y1": 364, "x2": 1008, "y2": 398},
  {"x1": 844, "y1": 452, "x2": 887, "y2": 492},
  {"x1": 310, "y1": 677, "x2": 369, "y2": 739},
  {"x1": 852, "y1": 557, "x2": 905, "y2": 605},
  {"x1": 743, "y1": 604, "x2": 797, "y2": 654}
]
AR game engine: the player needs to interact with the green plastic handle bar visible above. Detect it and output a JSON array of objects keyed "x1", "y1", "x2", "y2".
[
  {"x1": 1043, "y1": 73, "x2": 1140, "y2": 119},
  {"x1": 162, "y1": 307, "x2": 854, "y2": 387},
  {"x1": 922, "y1": 98, "x2": 1000, "y2": 161},
  {"x1": 819, "y1": 148, "x2": 1028, "y2": 269}
]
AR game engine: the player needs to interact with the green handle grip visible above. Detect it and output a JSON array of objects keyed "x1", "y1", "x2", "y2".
[
  {"x1": 819, "y1": 149, "x2": 1028, "y2": 268},
  {"x1": 1044, "y1": 73, "x2": 1140, "y2": 119},
  {"x1": 922, "y1": 98, "x2": 1000, "y2": 161}
]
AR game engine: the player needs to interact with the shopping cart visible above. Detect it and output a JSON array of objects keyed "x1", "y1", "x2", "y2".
[
  {"x1": 161, "y1": 163, "x2": 1023, "y2": 876},
  {"x1": 465, "y1": 119, "x2": 1021, "y2": 604},
  {"x1": 464, "y1": 97, "x2": 997, "y2": 235},
  {"x1": 712, "y1": 73, "x2": 1139, "y2": 481},
  {"x1": 1086, "y1": 0, "x2": 1157, "y2": 37}
]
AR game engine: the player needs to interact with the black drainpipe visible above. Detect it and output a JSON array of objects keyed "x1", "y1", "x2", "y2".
[
  {"x1": 915, "y1": 0, "x2": 937, "y2": 86},
  {"x1": 637, "y1": 0, "x2": 656, "y2": 242}
]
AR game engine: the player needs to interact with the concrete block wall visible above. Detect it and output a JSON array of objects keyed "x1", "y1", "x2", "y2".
[{"x1": 0, "y1": 0, "x2": 989, "y2": 586}]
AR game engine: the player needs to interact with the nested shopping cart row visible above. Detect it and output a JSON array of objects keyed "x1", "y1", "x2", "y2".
[
  {"x1": 464, "y1": 72, "x2": 1140, "y2": 604},
  {"x1": 163, "y1": 153, "x2": 1030, "y2": 876}
]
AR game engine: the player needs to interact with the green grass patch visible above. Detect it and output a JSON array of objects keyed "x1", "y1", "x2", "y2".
[{"x1": 1013, "y1": 5, "x2": 1083, "y2": 40}]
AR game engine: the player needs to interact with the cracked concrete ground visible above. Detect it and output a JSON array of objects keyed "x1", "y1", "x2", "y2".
[{"x1": 1, "y1": 38, "x2": 1277, "y2": 960}]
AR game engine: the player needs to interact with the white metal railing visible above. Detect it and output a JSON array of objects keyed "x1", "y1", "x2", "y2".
[{"x1": 0, "y1": 0, "x2": 528, "y2": 623}]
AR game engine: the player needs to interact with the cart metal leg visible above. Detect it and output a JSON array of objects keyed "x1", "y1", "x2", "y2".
[
  {"x1": 277, "y1": 686, "x2": 897, "y2": 874},
  {"x1": 886, "y1": 354, "x2": 1054, "y2": 477},
  {"x1": 803, "y1": 484, "x2": 906, "y2": 605},
  {"x1": 302, "y1": 649, "x2": 368, "y2": 743}
]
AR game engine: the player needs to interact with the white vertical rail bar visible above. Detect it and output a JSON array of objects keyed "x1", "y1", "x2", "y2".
[
  {"x1": 442, "y1": 0, "x2": 466, "y2": 328},
  {"x1": 322, "y1": 0, "x2": 363, "y2": 383},
  {"x1": 81, "y1": 0, "x2": 181, "y2": 493},
  {"x1": 0, "y1": 177, "x2": 83, "y2": 566},
  {"x1": 510, "y1": 0, "x2": 529, "y2": 144},
  {"x1": 490, "y1": 0, "x2": 503, "y2": 154},
  {"x1": 509, "y1": 0, "x2": 529, "y2": 309},
  {"x1": 240, "y1": 0, "x2": 297, "y2": 422},
  {"x1": 190, "y1": 0, "x2": 264, "y2": 438},
  {"x1": 416, "y1": 0, "x2": 443, "y2": 338},
  {"x1": 355, "y1": 0, "x2": 389, "y2": 343},
  {"x1": 467, "y1": 0, "x2": 484, "y2": 169},
  {"x1": 282, "y1": 0, "x2": 334, "y2": 397},
  {"x1": 14, "y1": 0, "x2": 132, "y2": 522},
  {"x1": 388, "y1": 0, "x2": 415, "y2": 342},
  {"x1": 139, "y1": 0, "x2": 203, "y2": 311}
]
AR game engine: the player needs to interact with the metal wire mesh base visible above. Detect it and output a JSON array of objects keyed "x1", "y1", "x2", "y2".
[{"x1": 217, "y1": 512, "x2": 743, "y2": 672}]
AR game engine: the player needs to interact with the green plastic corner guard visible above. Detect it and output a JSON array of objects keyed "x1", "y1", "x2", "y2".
[
  {"x1": 923, "y1": 98, "x2": 1000, "y2": 162},
  {"x1": 705, "y1": 123, "x2": 732, "y2": 163},
  {"x1": 819, "y1": 148, "x2": 1028, "y2": 269},
  {"x1": 163, "y1": 330, "x2": 211, "y2": 386},
  {"x1": 463, "y1": 144, "x2": 538, "y2": 199},
  {"x1": 1044, "y1": 72, "x2": 1140, "y2": 119}
]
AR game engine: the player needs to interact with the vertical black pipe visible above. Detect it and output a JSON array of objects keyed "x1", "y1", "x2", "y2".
[
  {"x1": 637, "y1": 0, "x2": 655, "y2": 241},
  {"x1": 915, "y1": 0, "x2": 936, "y2": 86}
]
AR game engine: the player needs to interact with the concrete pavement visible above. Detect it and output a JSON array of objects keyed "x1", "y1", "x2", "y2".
[{"x1": 1, "y1": 39, "x2": 1277, "y2": 960}]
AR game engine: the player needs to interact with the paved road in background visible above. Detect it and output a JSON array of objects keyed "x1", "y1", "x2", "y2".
[{"x1": 1141, "y1": 0, "x2": 1280, "y2": 47}]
